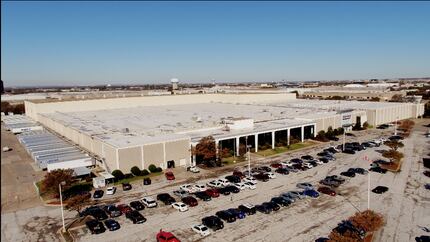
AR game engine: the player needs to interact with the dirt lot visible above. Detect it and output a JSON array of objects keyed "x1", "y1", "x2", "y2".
[{"x1": 1, "y1": 119, "x2": 429, "y2": 242}]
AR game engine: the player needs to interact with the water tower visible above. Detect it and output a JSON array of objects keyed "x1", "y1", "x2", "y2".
[{"x1": 171, "y1": 78, "x2": 179, "y2": 90}]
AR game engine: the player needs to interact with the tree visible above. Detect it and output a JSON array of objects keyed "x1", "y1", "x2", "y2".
[
  {"x1": 148, "y1": 164, "x2": 158, "y2": 173},
  {"x1": 112, "y1": 170, "x2": 125, "y2": 180},
  {"x1": 1, "y1": 102, "x2": 10, "y2": 112},
  {"x1": 66, "y1": 193, "x2": 91, "y2": 215},
  {"x1": 130, "y1": 166, "x2": 142, "y2": 176},
  {"x1": 327, "y1": 126, "x2": 334, "y2": 139},
  {"x1": 195, "y1": 136, "x2": 217, "y2": 163},
  {"x1": 41, "y1": 169, "x2": 74, "y2": 196},
  {"x1": 384, "y1": 140, "x2": 404, "y2": 151},
  {"x1": 370, "y1": 97, "x2": 380, "y2": 102},
  {"x1": 219, "y1": 147, "x2": 231, "y2": 159},
  {"x1": 382, "y1": 149, "x2": 404, "y2": 162},
  {"x1": 315, "y1": 130, "x2": 329, "y2": 142},
  {"x1": 141, "y1": 169, "x2": 150, "y2": 176},
  {"x1": 362, "y1": 122, "x2": 369, "y2": 130},
  {"x1": 390, "y1": 94, "x2": 403, "y2": 102},
  {"x1": 352, "y1": 122, "x2": 362, "y2": 131},
  {"x1": 349, "y1": 210, "x2": 384, "y2": 233},
  {"x1": 328, "y1": 230, "x2": 362, "y2": 242}
]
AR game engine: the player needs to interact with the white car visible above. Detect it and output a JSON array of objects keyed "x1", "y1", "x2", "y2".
[
  {"x1": 243, "y1": 176, "x2": 257, "y2": 184},
  {"x1": 106, "y1": 186, "x2": 116, "y2": 195},
  {"x1": 192, "y1": 224, "x2": 210, "y2": 236},
  {"x1": 243, "y1": 181, "x2": 256, "y2": 190},
  {"x1": 302, "y1": 163, "x2": 313, "y2": 169},
  {"x1": 173, "y1": 190, "x2": 188, "y2": 198},
  {"x1": 265, "y1": 172, "x2": 276, "y2": 179},
  {"x1": 172, "y1": 202, "x2": 188, "y2": 212},
  {"x1": 217, "y1": 178, "x2": 231, "y2": 187},
  {"x1": 281, "y1": 162, "x2": 293, "y2": 168},
  {"x1": 142, "y1": 196, "x2": 158, "y2": 208},
  {"x1": 193, "y1": 184, "x2": 207, "y2": 192},
  {"x1": 206, "y1": 180, "x2": 223, "y2": 188},
  {"x1": 179, "y1": 184, "x2": 197, "y2": 193},
  {"x1": 315, "y1": 159, "x2": 324, "y2": 165},
  {"x1": 233, "y1": 182, "x2": 247, "y2": 190}
]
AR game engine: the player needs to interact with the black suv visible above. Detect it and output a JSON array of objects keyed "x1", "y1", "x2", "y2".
[
  {"x1": 125, "y1": 210, "x2": 146, "y2": 224},
  {"x1": 215, "y1": 210, "x2": 236, "y2": 223},
  {"x1": 218, "y1": 187, "x2": 231, "y2": 195},
  {"x1": 256, "y1": 203, "x2": 272, "y2": 214},
  {"x1": 264, "y1": 201, "x2": 280, "y2": 211},
  {"x1": 103, "y1": 205, "x2": 122, "y2": 218},
  {"x1": 202, "y1": 216, "x2": 224, "y2": 230},
  {"x1": 238, "y1": 204, "x2": 256, "y2": 215},
  {"x1": 225, "y1": 175, "x2": 241, "y2": 183},
  {"x1": 81, "y1": 206, "x2": 108, "y2": 221},
  {"x1": 122, "y1": 183, "x2": 132, "y2": 191},
  {"x1": 195, "y1": 191, "x2": 212, "y2": 201},
  {"x1": 156, "y1": 193, "x2": 176, "y2": 205},
  {"x1": 369, "y1": 166, "x2": 387, "y2": 174},
  {"x1": 93, "y1": 190, "x2": 104, "y2": 199},
  {"x1": 104, "y1": 219, "x2": 120, "y2": 231},
  {"x1": 271, "y1": 197, "x2": 291, "y2": 207},
  {"x1": 130, "y1": 201, "x2": 145, "y2": 211},
  {"x1": 253, "y1": 173, "x2": 270, "y2": 182},
  {"x1": 340, "y1": 171, "x2": 356, "y2": 178},
  {"x1": 301, "y1": 155, "x2": 314, "y2": 160},
  {"x1": 224, "y1": 185, "x2": 240, "y2": 194},
  {"x1": 334, "y1": 220, "x2": 365, "y2": 239},
  {"x1": 86, "y1": 219, "x2": 106, "y2": 234},
  {"x1": 275, "y1": 168, "x2": 290, "y2": 175}
]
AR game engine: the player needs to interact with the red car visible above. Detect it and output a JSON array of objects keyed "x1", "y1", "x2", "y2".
[
  {"x1": 317, "y1": 186, "x2": 336, "y2": 196},
  {"x1": 233, "y1": 171, "x2": 245, "y2": 179},
  {"x1": 165, "y1": 171, "x2": 175, "y2": 180},
  {"x1": 181, "y1": 196, "x2": 198, "y2": 207},
  {"x1": 270, "y1": 163, "x2": 282, "y2": 168},
  {"x1": 117, "y1": 204, "x2": 133, "y2": 214},
  {"x1": 156, "y1": 230, "x2": 180, "y2": 242},
  {"x1": 205, "y1": 188, "x2": 220, "y2": 198}
]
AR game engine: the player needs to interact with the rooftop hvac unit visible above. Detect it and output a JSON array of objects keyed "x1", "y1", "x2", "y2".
[{"x1": 196, "y1": 117, "x2": 202, "y2": 123}]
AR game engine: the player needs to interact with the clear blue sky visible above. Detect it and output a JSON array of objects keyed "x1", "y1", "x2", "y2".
[{"x1": 2, "y1": 1, "x2": 430, "y2": 86}]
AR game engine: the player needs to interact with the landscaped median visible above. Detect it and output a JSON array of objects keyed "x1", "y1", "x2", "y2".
[{"x1": 254, "y1": 140, "x2": 319, "y2": 157}]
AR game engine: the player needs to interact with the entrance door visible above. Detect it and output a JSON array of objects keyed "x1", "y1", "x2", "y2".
[{"x1": 167, "y1": 160, "x2": 175, "y2": 168}]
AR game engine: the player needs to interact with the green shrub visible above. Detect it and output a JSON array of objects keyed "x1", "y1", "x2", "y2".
[
  {"x1": 148, "y1": 164, "x2": 157, "y2": 173},
  {"x1": 141, "y1": 169, "x2": 150, "y2": 176},
  {"x1": 130, "y1": 166, "x2": 142, "y2": 176},
  {"x1": 112, "y1": 170, "x2": 125, "y2": 180},
  {"x1": 156, "y1": 167, "x2": 163, "y2": 172}
]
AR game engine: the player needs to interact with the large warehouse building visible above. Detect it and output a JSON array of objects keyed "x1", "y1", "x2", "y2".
[{"x1": 24, "y1": 93, "x2": 424, "y2": 173}]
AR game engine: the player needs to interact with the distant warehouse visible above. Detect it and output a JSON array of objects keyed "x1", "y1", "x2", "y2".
[{"x1": 23, "y1": 93, "x2": 424, "y2": 174}]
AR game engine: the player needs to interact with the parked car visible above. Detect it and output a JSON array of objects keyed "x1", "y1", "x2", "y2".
[
  {"x1": 192, "y1": 224, "x2": 210, "y2": 236},
  {"x1": 172, "y1": 202, "x2": 188, "y2": 212},
  {"x1": 296, "y1": 182, "x2": 314, "y2": 190},
  {"x1": 233, "y1": 182, "x2": 247, "y2": 190},
  {"x1": 156, "y1": 230, "x2": 180, "y2": 242},
  {"x1": 415, "y1": 235, "x2": 430, "y2": 242},
  {"x1": 271, "y1": 196, "x2": 291, "y2": 207},
  {"x1": 157, "y1": 193, "x2": 176, "y2": 205},
  {"x1": 81, "y1": 206, "x2": 108, "y2": 221},
  {"x1": 302, "y1": 163, "x2": 313, "y2": 169},
  {"x1": 205, "y1": 188, "x2": 220, "y2": 198},
  {"x1": 192, "y1": 184, "x2": 207, "y2": 192},
  {"x1": 265, "y1": 172, "x2": 277, "y2": 179},
  {"x1": 225, "y1": 175, "x2": 241, "y2": 183},
  {"x1": 238, "y1": 203, "x2": 256, "y2": 215},
  {"x1": 265, "y1": 201, "x2": 280, "y2": 211},
  {"x1": 179, "y1": 184, "x2": 197, "y2": 193},
  {"x1": 223, "y1": 185, "x2": 239, "y2": 194},
  {"x1": 301, "y1": 155, "x2": 314, "y2": 160},
  {"x1": 142, "y1": 197, "x2": 158, "y2": 208},
  {"x1": 369, "y1": 166, "x2": 387, "y2": 174},
  {"x1": 253, "y1": 173, "x2": 270, "y2": 182},
  {"x1": 340, "y1": 171, "x2": 356, "y2": 178},
  {"x1": 302, "y1": 189, "x2": 320, "y2": 198},
  {"x1": 165, "y1": 171, "x2": 175, "y2": 180},
  {"x1": 217, "y1": 178, "x2": 231, "y2": 187},
  {"x1": 275, "y1": 167, "x2": 290, "y2": 175},
  {"x1": 202, "y1": 216, "x2": 224, "y2": 231},
  {"x1": 290, "y1": 158, "x2": 303, "y2": 164},
  {"x1": 372, "y1": 186, "x2": 389, "y2": 194},
  {"x1": 317, "y1": 151, "x2": 331, "y2": 157},
  {"x1": 243, "y1": 181, "x2": 257, "y2": 190},
  {"x1": 216, "y1": 210, "x2": 236, "y2": 223},
  {"x1": 334, "y1": 220, "x2": 365, "y2": 239},
  {"x1": 195, "y1": 191, "x2": 212, "y2": 201},
  {"x1": 130, "y1": 201, "x2": 145, "y2": 211},
  {"x1": 181, "y1": 196, "x2": 198, "y2": 207},
  {"x1": 187, "y1": 166, "x2": 200, "y2": 173},
  {"x1": 207, "y1": 180, "x2": 223, "y2": 188},
  {"x1": 243, "y1": 176, "x2": 258, "y2": 184},
  {"x1": 104, "y1": 219, "x2": 120, "y2": 231},
  {"x1": 282, "y1": 191, "x2": 305, "y2": 201},
  {"x1": 227, "y1": 208, "x2": 246, "y2": 219},
  {"x1": 218, "y1": 187, "x2": 231, "y2": 196},
  {"x1": 326, "y1": 175, "x2": 346, "y2": 184},
  {"x1": 319, "y1": 157, "x2": 329, "y2": 163},
  {"x1": 86, "y1": 219, "x2": 106, "y2": 234},
  {"x1": 117, "y1": 204, "x2": 133, "y2": 214},
  {"x1": 270, "y1": 163, "x2": 283, "y2": 169},
  {"x1": 93, "y1": 190, "x2": 104, "y2": 199},
  {"x1": 255, "y1": 203, "x2": 273, "y2": 214},
  {"x1": 173, "y1": 190, "x2": 189, "y2": 198},
  {"x1": 317, "y1": 186, "x2": 336, "y2": 196},
  {"x1": 233, "y1": 170, "x2": 245, "y2": 179},
  {"x1": 106, "y1": 186, "x2": 116, "y2": 195},
  {"x1": 125, "y1": 210, "x2": 146, "y2": 224},
  {"x1": 343, "y1": 149, "x2": 356, "y2": 154},
  {"x1": 352, "y1": 167, "x2": 368, "y2": 175},
  {"x1": 103, "y1": 204, "x2": 122, "y2": 217},
  {"x1": 143, "y1": 177, "x2": 151, "y2": 185},
  {"x1": 315, "y1": 238, "x2": 329, "y2": 242},
  {"x1": 122, "y1": 183, "x2": 132, "y2": 191},
  {"x1": 319, "y1": 179, "x2": 340, "y2": 187}
]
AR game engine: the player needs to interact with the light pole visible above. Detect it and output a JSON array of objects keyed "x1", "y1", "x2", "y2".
[
  {"x1": 394, "y1": 116, "x2": 399, "y2": 136},
  {"x1": 59, "y1": 181, "x2": 66, "y2": 233},
  {"x1": 364, "y1": 155, "x2": 370, "y2": 210}
]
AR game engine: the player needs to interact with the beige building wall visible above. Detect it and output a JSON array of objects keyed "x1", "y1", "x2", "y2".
[
  {"x1": 118, "y1": 146, "x2": 142, "y2": 172},
  {"x1": 103, "y1": 144, "x2": 118, "y2": 172},
  {"x1": 165, "y1": 139, "x2": 191, "y2": 167},
  {"x1": 143, "y1": 143, "x2": 164, "y2": 169},
  {"x1": 93, "y1": 138, "x2": 103, "y2": 157}
]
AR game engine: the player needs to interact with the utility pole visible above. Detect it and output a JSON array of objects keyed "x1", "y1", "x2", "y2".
[
  {"x1": 59, "y1": 181, "x2": 66, "y2": 233},
  {"x1": 342, "y1": 127, "x2": 346, "y2": 151}
]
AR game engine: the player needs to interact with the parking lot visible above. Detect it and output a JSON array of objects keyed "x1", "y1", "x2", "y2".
[
  {"x1": 69, "y1": 120, "x2": 430, "y2": 242},
  {"x1": 2, "y1": 119, "x2": 429, "y2": 242}
]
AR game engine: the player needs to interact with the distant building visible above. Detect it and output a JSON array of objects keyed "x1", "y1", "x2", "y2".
[{"x1": 171, "y1": 78, "x2": 179, "y2": 90}]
